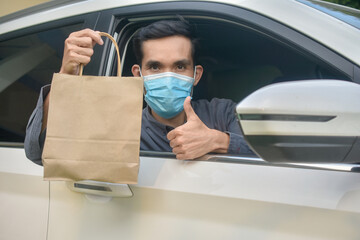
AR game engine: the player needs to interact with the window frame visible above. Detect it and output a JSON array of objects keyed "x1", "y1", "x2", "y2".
[
  {"x1": 98, "y1": 1, "x2": 356, "y2": 80},
  {"x1": 0, "y1": 12, "x2": 101, "y2": 147},
  {"x1": 96, "y1": 2, "x2": 360, "y2": 172}
]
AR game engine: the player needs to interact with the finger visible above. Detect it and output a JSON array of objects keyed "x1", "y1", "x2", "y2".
[
  {"x1": 176, "y1": 153, "x2": 188, "y2": 160},
  {"x1": 66, "y1": 43, "x2": 94, "y2": 57},
  {"x1": 169, "y1": 136, "x2": 183, "y2": 148},
  {"x1": 169, "y1": 139, "x2": 176, "y2": 148},
  {"x1": 68, "y1": 51, "x2": 91, "y2": 65},
  {"x1": 167, "y1": 129, "x2": 177, "y2": 141},
  {"x1": 172, "y1": 146, "x2": 181, "y2": 155},
  {"x1": 172, "y1": 146, "x2": 185, "y2": 155},
  {"x1": 94, "y1": 31, "x2": 104, "y2": 45},
  {"x1": 66, "y1": 36, "x2": 94, "y2": 49},
  {"x1": 183, "y1": 96, "x2": 197, "y2": 121},
  {"x1": 70, "y1": 29, "x2": 103, "y2": 46}
]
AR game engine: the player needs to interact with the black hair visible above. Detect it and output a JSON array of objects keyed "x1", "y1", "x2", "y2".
[{"x1": 132, "y1": 17, "x2": 198, "y2": 65}]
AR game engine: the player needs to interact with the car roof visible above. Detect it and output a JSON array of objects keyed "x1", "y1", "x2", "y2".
[{"x1": 1, "y1": 0, "x2": 360, "y2": 65}]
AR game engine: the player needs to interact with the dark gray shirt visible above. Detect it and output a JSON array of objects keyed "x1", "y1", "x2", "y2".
[{"x1": 24, "y1": 85, "x2": 252, "y2": 165}]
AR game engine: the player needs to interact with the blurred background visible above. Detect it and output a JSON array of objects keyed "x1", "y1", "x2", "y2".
[
  {"x1": 324, "y1": 0, "x2": 359, "y2": 9},
  {"x1": 0, "y1": 0, "x2": 359, "y2": 17},
  {"x1": 0, "y1": 0, "x2": 48, "y2": 17}
]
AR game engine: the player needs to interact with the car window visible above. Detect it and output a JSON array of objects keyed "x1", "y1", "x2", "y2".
[
  {"x1": 114, "y1": 14, "x2": 352, "y2": 159},
  {"x1": 0, "y1": 23, "x2": 82, "y2": 145},
  {"x1": 120, "y1": 18, "x2": 351, "y2": 102}
]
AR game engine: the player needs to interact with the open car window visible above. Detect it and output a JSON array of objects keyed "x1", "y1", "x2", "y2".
[
  {"x1": 119, "y1": 17, "x2": 351, "y2": 102},
  {"x1": 112, "y1": 14, "x2": 352, "y2": 160}
]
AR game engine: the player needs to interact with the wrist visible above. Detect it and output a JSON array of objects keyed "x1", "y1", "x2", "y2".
[
  {"x1": 209, "y1": 129, "x2": 229, "y2": 153},
  {"x1": 59, "y1": 64, "x2": 79, "y2": 75}
]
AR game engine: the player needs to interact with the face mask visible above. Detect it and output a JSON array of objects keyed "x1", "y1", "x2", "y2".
[{"x1": 141, "y1": 69, "x2": 196, "y2": 119}]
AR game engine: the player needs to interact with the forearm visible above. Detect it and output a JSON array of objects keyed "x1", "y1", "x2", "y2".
[{"x1": 24, "y1": 85, "x2": 51, "y2": 164}]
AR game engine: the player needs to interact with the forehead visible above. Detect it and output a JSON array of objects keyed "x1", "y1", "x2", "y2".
[{"x1": 142, "y1": 35, "x2": 192, "y2": 64}]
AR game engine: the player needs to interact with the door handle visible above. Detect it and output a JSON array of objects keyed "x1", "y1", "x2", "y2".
[{"x1": 67, "y1": 180, "x2": 133, "y2": 198}]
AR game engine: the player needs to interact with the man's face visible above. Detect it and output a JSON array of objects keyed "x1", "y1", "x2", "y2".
[
  {"x1": 141, "y1": 35, "x2": 195, "y2": 78},
  {"x1": 131, "y1": 35, "x2": 203, "y2": 121},
  {"x1": 132, "y1": 35, "x2": 203, "y2": 85}
]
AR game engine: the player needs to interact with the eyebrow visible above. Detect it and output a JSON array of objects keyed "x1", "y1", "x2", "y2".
[
  {"x1": 144, "y1": 60, "x2": 163, "y2": 68},
  {"x1": 173, "y1": 59, "x2": 192, "y2": 67},
  {"x1": 144, "y1": 59, "x2": 192, "y2": 68}
]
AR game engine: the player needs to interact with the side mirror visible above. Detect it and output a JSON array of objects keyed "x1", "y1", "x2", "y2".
[{"x1": 236, "y1": 80, "x2": 360, "y2": 163}]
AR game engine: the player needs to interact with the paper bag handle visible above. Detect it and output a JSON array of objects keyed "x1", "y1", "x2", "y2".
[{"x1": 79, "y1": 32, "x2": 122, "y2": 77}]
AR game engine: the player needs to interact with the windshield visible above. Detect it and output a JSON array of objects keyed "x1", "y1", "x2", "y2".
[{"x1": 297, "y1": 0, "x2": 360, "y2": 30}]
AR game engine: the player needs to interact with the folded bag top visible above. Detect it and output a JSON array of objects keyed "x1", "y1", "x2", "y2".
[{"x1": 42, "y1": 32, "x2": 143, "y2": 184}]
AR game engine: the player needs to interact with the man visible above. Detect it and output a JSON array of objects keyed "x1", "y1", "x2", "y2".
[{"x1": 25, "y1": 19, "x2": 252, "y2": 165}]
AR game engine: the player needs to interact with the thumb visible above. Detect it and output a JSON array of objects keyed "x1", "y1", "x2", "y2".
[{"x1": 184, "y1": 96, "x2": 197, "y2": 121}]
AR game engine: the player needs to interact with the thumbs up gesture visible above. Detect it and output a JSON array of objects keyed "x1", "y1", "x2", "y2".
[{"x1": 167, "y1": 96, "x2": 230, "y2": 160}]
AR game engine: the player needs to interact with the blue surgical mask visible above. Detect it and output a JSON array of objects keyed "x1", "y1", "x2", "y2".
[{"x1": 141, "y1": 69, "x2": 196, "y2": 119}]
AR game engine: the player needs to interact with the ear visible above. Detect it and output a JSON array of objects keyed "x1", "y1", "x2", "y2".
[
  {"x1": 131, "y1": 64, "x2": 141, "y2": 77},
  {"x1": 193, "y1": 65, "x2": 203, "y2": 86}
]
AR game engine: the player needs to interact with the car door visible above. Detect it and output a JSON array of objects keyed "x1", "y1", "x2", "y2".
[
  {"x1": 0, "y1": 12, "x2": 100, "y2": 240},
  {"x1": 45, "y1": 1, "x2": 360, "y2": 240}
]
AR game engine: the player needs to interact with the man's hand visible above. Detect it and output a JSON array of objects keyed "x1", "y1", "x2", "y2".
[
  {"x1": 59, "y1": 29, "x2": 104, "y2": 75},
  {"x1": 167, "y1": 96, "x2": 230, "y2": 160}
]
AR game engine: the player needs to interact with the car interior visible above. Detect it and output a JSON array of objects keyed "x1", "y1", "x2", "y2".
[{"x1": 119, "y1": 16, "x2": 351, "y2": 104}]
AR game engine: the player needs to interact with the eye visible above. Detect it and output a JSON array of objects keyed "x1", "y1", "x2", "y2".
[
  {"x1": 149, "y1": 65, "x2": 160, "y2": 72},
  {"x1": 176, "y1": 65, "x2": 185, "y2": 71}
]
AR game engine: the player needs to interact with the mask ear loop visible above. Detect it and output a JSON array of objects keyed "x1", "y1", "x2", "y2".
[
  {"x1": 139, "y1": 67, "x2": 147, "y2": 99},
  {"x1": 190, "y1": 66, "x2": 196, "y2": 98},
  {"x1": 139, "y1": 66, "x2": 143, "y2": 77}
]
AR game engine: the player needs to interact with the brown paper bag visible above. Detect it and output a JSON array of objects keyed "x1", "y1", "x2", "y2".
[{"x1": 42, "y1": 32, "x2": 143, "y2": 184}]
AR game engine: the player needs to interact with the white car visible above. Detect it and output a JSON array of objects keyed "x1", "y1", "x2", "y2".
[{"x1": 1, "y1": 0, "x2": 360, "y2": 239}]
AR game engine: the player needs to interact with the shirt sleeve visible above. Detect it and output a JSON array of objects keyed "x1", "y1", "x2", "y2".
[
  {"x1": 218, "y1": 99, "x2": 254, "y2": 155},
  {"x1": 24, "y1": 85, "x2": 51, "y2": 165},
  {"x1": 226, "y1": 131, "x2": 253, "y2": 155}
]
